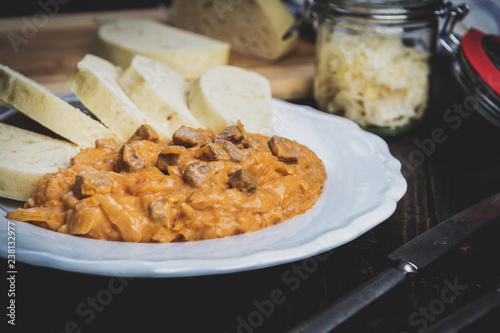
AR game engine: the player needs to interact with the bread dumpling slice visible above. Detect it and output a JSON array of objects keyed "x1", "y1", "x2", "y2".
[
  {"x1": 94, "y1": 18, "x2": 230, "y2": 80},
  {"x1": 117, "y1": 55, "x2": 202, "y2": 137},
  {"x1": 67, "y1": 54, "x2": 170, "y2": 142},
  {"x1": 0, "y1": 64, "x2": 117, "y2": 147},
  {"x1": 188, "y1": 65, "x2": 272, "y2": 135},
  {"x1": 170, "y1": 0, "x2": 298, "y2": 60},
  {"x1": 0, "y1": 123, "x2": 80, "y2": 201}
]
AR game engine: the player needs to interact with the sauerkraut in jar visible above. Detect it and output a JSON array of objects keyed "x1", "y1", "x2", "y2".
[
  {"x1": 315, "y1": 28, "x2": 430, "y2": 132},
  {"x1": 312, "y1": 0, "x2": 440, "y2": 135}
]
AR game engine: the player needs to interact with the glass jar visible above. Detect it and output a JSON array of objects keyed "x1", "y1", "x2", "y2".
[{"x1": 286, "y1": 0, "x2": 470, "y2": 136}]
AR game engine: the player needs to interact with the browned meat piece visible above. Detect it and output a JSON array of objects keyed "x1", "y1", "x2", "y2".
[
  {"x1": 212, "y1": 139, "x2": 246, "y2": 162},
  {"x1": 119, "y1": 144, "x2": 145, "y2": 172},
  {"x1": 218, "y1": 125, "x2": 243, "y2": 143},
  {"x1": 268, "y1": 136, "x2": 300, "y2": 163},
  {"x1": 200, "y1": 142, "x2": 230, "y2": 161},
  {"x1": 183, "y1": 162, "x2": 214, "y2": 187},
  {"x1": 74, "y1": 168, "x2": 112, "y2": 199},
  {"x1": 230, "y1": 169, "x2": 258, "y2": 193},
  {"x1": 127, "y1": 124, "x2": 159, "y2": 143},
  {"x1": 148, "y1": 201, "x2": 170, "y2": 225},
  {"x1": 156, "y1": 145, "x2": 186, "y2": 173},
  {"x1": 156, "y1": 154, "x2": 179, "y2": 173},
  {"x1": 201, "y1": 139, "x2": 247, "y2": 162},
  {"x1": 172, "y1": 126, "x2": 207, "y2": 147}
]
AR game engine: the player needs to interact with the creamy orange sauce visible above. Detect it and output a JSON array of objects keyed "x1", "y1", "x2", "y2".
[{"x1": 7, "y1": 125, "x2": 327, "y2": 242}]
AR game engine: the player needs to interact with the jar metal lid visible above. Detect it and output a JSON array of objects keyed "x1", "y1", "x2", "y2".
[
  {"x1": 452, "y1": 28, "x2": 500, "y2": 128},
  {"x1": 313, "y1": 0, "x2": 443, "y2": 20},
  {"x1": 283, "y1": 0, "x2": 468, "y2": 39}
]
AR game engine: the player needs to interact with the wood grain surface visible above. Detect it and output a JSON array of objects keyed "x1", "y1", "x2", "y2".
[{"x1": 0, "y1": 8, "x2": 314, "y2": 100}]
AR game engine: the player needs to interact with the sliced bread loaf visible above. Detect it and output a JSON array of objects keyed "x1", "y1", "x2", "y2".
[
  {"x1": 67, "y1": 54, "x2": 170, "y2": 142},
  {"x1": 0, "y1": 123, "x2": 80, "y2": 201},
  {"x1": 117, "y1": 55, "x2": 202, "y2": 137},
  {"x1": 188, "y1": 65, "x2": 272, "y2": 135},
  {"x1": 170, "y1": 0, "x2": 298, "y2": 60},
  {"x1": 0, "y1": 64, "x2": 117, "y2": 147},
  {"x1": 94, "y1": 18, "x2": 230, "y2": 80}
]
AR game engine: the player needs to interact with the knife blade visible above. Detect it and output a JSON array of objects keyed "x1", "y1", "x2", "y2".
[{"x1": 287, "y1": 192, "x2": 500, "y2": 333}]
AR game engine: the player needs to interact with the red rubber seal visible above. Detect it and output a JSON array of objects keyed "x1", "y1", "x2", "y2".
[{"x1": 461, "y1": 28, "x2": 500, "y2": 96}]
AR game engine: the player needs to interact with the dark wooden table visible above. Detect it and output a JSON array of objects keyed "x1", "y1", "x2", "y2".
[{"x1": 2, "y1": 11, "x2": 500, "y2": 333}]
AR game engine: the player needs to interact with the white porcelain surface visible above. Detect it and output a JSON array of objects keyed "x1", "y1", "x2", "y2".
[{"x1": 0, "y1": 99, "x2": 407, "y2": 277}]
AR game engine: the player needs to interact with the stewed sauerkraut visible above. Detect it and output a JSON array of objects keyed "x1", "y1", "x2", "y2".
[
  {"x1": 7, "y1": 124, "x2": 327, "y2": 243},
  {"x1": 315, "y1": 29, "x2": 430, "y2": 129}
]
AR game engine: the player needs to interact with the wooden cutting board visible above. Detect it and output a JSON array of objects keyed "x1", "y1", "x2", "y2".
[{"x1": 0, "y1": 8, "x2": 315, "y2": 100}]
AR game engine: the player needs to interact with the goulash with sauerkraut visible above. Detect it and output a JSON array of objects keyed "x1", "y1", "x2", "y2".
[{"x1": 7, "y1": 123, "x2": 327, "y2": 242}]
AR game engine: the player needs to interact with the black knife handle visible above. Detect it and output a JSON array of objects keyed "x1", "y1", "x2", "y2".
[{"x1": 287, "y1": 262, "x2": 415, "y2": 333}]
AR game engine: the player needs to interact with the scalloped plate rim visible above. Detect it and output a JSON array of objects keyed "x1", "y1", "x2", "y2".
[{"x1": 0, "y1": 97, "x2": 407, "y2": 277}]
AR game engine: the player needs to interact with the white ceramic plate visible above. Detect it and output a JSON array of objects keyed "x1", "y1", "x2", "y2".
[{"x1": 0, "y1": 98, "x2": 406, "y2": 277}]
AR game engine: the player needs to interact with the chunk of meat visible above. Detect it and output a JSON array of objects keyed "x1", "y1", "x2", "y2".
[
  {"x1": 74, "y1": 168, "x2": 112, "y2": 199},
  {"x1": 218, "y1": 125, "x2": 243, "y2": 143},
  {"x1": 172, "y1": 126, "x2": 207, "y2": 147},
  {"x1": 212, "y1": 139, "x2": 246, "y2": 162},
  {"x1": 127, "y1": 124, "x2": 159, "y2": 143},
  {"x1": 149, "y1": 201, "x2": 170, "y2": 225},
  {"x1": 268, "y1": 136, "x2": 300, "y2": 163},
  {"x1": 183, "y1": 162, "x2": 213, "y2": 187},
  {"x1": 119, "y1": 144, "x2": 145, "y2": 172},
  {"x1": 156, "y1": 145, "x2": 186, "y2": 173},
  {"x1": 230, "y1": 169, "x2": 258, "y2": 193},
  {"x1": 200, "y1": 142, "x2": 230, "y2": 161},
  {"x1": 201, "y1": 139, "x2": 247, "y2": 162}
]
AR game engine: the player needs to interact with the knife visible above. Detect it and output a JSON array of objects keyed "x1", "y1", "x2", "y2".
[{"x1": 287, "y1": 192, "x2": 500, "y2": 333}]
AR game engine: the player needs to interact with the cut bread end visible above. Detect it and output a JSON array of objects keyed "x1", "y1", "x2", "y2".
[
  {"x1": 67, "y1": 54, "x2": 171, "y2": 142},
  {"x1": 188, "y1": 65, "x2": 272, "y2": 135},
  {"x1": 117, "y1": 55, "x2": 203, "y2": 137},
  {"x1": 0, "y1": 123, "x2": 79, "y2": 201},
  {"x1": 170, "y1": 0, "x2": 298, "y2": 61},
  {"x1": 0, "y1": 64, "x2": 118, "y2": 148},
  {"x1": 94, "y1": 18, "x2": 230, "y2": 79}
]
